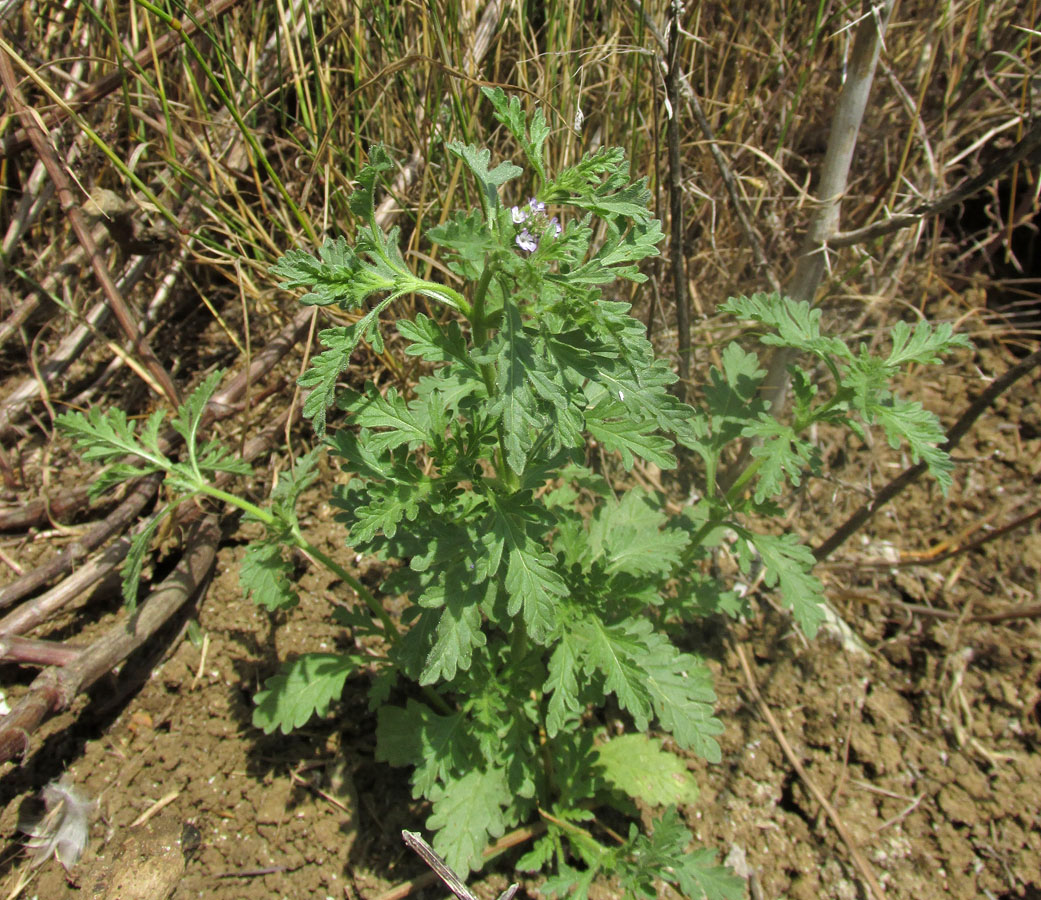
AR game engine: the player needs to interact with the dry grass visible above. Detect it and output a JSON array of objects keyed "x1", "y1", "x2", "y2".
[{"x1": 1, "y1": 1, "x2": 1035, "y2": 395}]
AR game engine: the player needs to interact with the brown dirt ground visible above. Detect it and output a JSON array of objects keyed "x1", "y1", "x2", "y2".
[{"x1": 1, "y1": 335, "x2": 1040, "y2": 900}]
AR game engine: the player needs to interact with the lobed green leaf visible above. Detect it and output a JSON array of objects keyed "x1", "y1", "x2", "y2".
[
  {"x1": 240, "y1": 541, "x2": 298, "y2": 611},
  {"x1": 426, "y1": 768, "x2": 509, "y2": 878},
  {"x1": 594, "y1": 734, "x2": 699, "y2": 806},
  {"x1": 376, "y1": 699, "x2": 476, "y2": 797},
  {"x1": 721, "y1": 293, "x2": 850, "y2": 360},
  {"x1": 252, "y1": 653, "x2": 359, "y2": 735}
]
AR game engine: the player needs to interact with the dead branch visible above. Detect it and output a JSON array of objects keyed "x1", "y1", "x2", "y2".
[
  {"x1": 0, "y1": 634, "x2": 84, "y2": 667},
  {"x1": 0, "y1": 529, "x2": 140, "y2": 638},
  {"x1": 0, "y1": 0, "x2": 246, "y2": 161},
  {"x1": 0, "y1": 256, "x2": 152, "y2": 441},
  {"x1": 0, "y1": 474, "x2": 162, "y2": 612},
  {"x1": 827, "y1": 116, "x2": 1041, "y2": 249},
  {"x1": 719, "y1": 1, "x2": 895, "y2": 492},
  {"x1": 0, "y1": 515, "x2": 220, "y2": 766},
  {"x1": 665, "y1": 4, "x2": 691, "y2": 392},
  {"x1": 633, "y1": 1, "x2": 783, "y2": 297},
  {"x1": 0, "y1": 403, "x2": 297, "y2": 638}
]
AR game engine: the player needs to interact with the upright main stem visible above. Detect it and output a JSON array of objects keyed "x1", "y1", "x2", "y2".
[{"x1": 470, "y1": 259, "x2": 519, "y2": 490}]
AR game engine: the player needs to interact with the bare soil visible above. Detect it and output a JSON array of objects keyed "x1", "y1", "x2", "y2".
[{"x1": 1, "y1": 338, "x2": 1040, "y2": 900}]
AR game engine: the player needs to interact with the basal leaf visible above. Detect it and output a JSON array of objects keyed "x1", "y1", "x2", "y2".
[
  {"x1": 544, "y1": 636, "x2": 585, "y2": 737},
  {"x1": 505, "y1": 545, "x2": 565, "y2": 643},
  {"x1": 298, "y1": 297, "x2": 396, "y2": 436},
  {"x1": 743, "y1": 416, "x2": 818, "y2": 502},
  {"x1": 624, "y1": 809, "x2": 744, "y2": 900},
  {"x1": 347, "y1": 478, "x2": 429, "y2": 544},
  {"x1": 721, "y1": 293, "x2": 850, "y2": 360},
  {"x1": 870, "y1": 397, "x2": 953, "y2": 492},
  {"x1": 588, "y1": 490, "x2": 688, "y2": 576},
  {"x1": 120, "y1": 504, "x2": 173, "y2": 608},
  {"x1": 636, "y1": 634, "x2": 723, "y2": 763},
  {"x1": 252, "y1": 653, "x2": 359, "y2": 735},
  {"x1": 586, "y1": 399, "x2": 676, "y2": 470},
  {"x1": 240, "y1": 540, "x2": 298, "y2": 611},
  {"x1": 397, "y1": 314, "x2": 475, "y2": 369},
  {"x1": 426, "y1": 768, "x2": 508, "y2": 878},
  {"x1": 419, "y1": 581, "x2": 489, "y2": 684},
  {"x1": 745, "y1": 531, "x2": 826, "y2": 638},
  {"x1": 341, "y1": 385, "x2": 428, "y2": 451},
  {"x1": 701, "y1": 342, "x2": 766, "y2": 448},
  {"x1": 885, "y1": 319, "x2": 971, "y2": 368},
  {"x1": 594, "y1": 734, "x2": 699, "y2": 806},
  {"x1": 376, "y1": 699, "x2": 475, "y2": 798},
  {"x1": 486, "y1": 305, "x2": 543, "y2": 474},
  {"x1": 583, "y1": 617, "x2": 654, "y2": 728}
]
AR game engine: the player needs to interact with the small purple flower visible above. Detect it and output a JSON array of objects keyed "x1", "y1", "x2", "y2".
[
  {"x1": 510, "y1": 197, "x2": 559, "y2": 255},
  {"x1": 516, "y1": 228, "x2": 538, "y2": 253}
]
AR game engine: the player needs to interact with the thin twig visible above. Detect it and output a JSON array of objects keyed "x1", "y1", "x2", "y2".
[
  {"x1": 0, "y1": 0, "x2": 247, "y2": 161},
  {"x1": 399, "y1": 830, "x2": 526, "y2": 900},
  {"x1": 720, "y1": 0, "x2": 895, "y2": 492},
  {"x1": 881, "y1": 599, "x2": 1041, "y2": 624},
  {"x1": 129, "y1": 790, "x2": 181, "y2": 828},
  {"x1": 828, "y1": 117, "x2": 1041, "y2": 249},
  {"x1": 665, "y1": 2, "x2": 691, "y2": 392},
  {"x1": 0, "y1": 257, "x2": 152, "y2": 441},
  {"x1": 0, "y1": 516, "x2": 221, "y2": 765},
  {"x1": 633, "y1": 1, "x2": 783, "y2": 296},
  {"x1": 837, "y1": 504, "x2": 1041, "y2": 569},
  {"x1": 0, "y1": 532, "x2": 140, "y2": 637},
  {"x1": 377, "y1": 825, "x2": 541, "y2": 900},
  {"x1": 733, "y1": 641, "x2": 887, "y2": 900},
  {"x1": 0, "y1": 220, "x2": 110, "y2": 353},
  {"x1": 0, "y1": 474, "x2": 162, "y2": 612}
]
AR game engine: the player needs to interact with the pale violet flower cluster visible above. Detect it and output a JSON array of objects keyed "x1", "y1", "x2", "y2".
[{"x1": 510, "y1": 198, "x2": 561, "y2": 254}]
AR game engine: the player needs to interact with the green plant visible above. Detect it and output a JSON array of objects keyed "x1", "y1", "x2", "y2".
[{"x1": 58, "y1": 88, "x2": 968, "y2": 898}]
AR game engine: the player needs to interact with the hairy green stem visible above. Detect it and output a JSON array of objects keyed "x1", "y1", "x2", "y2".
[
  {"x1": 191, "y1": 485, "x2": 460, "y2": 715},
  {"x1": 724, "y1": 456, "x2": 762, "y2": 505},
  {"x1": 195, "y1": 482, "x2": 400, "y2": 643},
  {"x1": 292, "y1": 531, "x2": 401, "y2": 643},
  {"x1": 469, "y1": 259, "x2": 519, "y2": 490}
]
